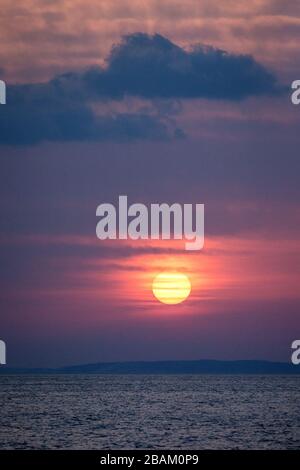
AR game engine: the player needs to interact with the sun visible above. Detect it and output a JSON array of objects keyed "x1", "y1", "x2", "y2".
[{"x1": 152, "y1": 272, "x2": 191, "y2": 305}]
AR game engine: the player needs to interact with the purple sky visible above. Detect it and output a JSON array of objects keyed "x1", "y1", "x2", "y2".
[{"x1": 0, "y1": 0, "x2": 299, "y2": 367}]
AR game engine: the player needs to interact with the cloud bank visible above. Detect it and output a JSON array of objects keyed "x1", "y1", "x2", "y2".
[
  {"x1": 0, "y1": 33, "x2": 279, "y2": 145},
  {"x1": 83, "y1": 33, "x2": 279, "y2": 100}
]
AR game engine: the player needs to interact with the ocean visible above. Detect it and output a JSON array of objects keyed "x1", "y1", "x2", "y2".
[{"x1": 0, "y1": 375, "x2": 299, "y2": 449}]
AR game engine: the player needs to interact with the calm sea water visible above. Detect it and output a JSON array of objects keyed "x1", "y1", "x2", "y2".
[{"x1": 0, "y1": 375, "x2": 299, "y2": 449}]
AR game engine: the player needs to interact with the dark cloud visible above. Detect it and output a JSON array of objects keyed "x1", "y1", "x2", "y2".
[
  {"x1": 43, "y1": 33, "x2": 280, "y2": 102},
  {"x1": 0, "y1": 33, "x2": 280, "y2": 145},
  {"x1": 83, "y1": 33, "x2": 279, "y2": 100},
  {"x1": 0, "y1": 103, "x2": 179, "y2": 145}
]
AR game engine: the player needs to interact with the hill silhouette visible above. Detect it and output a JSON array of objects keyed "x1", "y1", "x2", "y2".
[{"x1": 0, "y1": 359, "x2": 298, "y2": 374}]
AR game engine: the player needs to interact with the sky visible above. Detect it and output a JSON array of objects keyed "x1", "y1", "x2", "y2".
[{"x1": 0, "y1": 0, "x2": 299, "y2": 367}]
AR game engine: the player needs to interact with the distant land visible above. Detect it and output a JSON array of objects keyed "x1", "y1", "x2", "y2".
[{"x1": 0, "y1": 360, "x2": 299, "y2": 374}]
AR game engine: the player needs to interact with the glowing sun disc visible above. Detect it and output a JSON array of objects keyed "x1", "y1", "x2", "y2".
[{"x1": 152, "y1": 272, "x2": 191, "y2": 305}]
